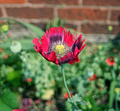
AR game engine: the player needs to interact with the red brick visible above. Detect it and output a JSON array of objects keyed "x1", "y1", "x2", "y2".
[
  {"x1": 58, "y1": 8, "x2": 108, "y2": 20},
  {"x1": 112, "y1": 25, "x2": 120, "y2": 34},
  {"x1": 83, "y1": 0, "x2": 120, "y2": 6},
  {"x1": 81, "y1": 23, "x2": 108, "y2": 34},
  {"x1": 0, "y1": 0, "x2": 25, "y2": 4},
  {"x1": 6, "y1": 7, "x2": 54, "y2": 19},
  {"x1": 111, "y1": 10, "x2": 120, "y2": 21},
  {"x1": 28, "y1": 0, "x2": 79, "y2": 5},
  {"x1": 0, "y1": 8, "x2": 2, "y2": 17},
  {"x1": 81, "y1": 23, "x2": 120, "y2": 34},
  {"x1": 65, "y1": 23, "x2": 78, "y2": 31}
]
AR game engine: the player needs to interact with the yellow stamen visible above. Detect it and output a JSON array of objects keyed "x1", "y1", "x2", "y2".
[{"x1": 55, "y1": 45, "x2": 65, "y2": 54}]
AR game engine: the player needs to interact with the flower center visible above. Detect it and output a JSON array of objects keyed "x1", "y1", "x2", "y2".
[{"x1": 55, "y1": 45, "x2": 65, "y2": 54}]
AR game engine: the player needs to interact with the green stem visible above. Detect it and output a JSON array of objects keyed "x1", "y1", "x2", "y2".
[
  {"x1": 108, "y1": 31, "x2": 111, "y2": 42},
  {"x1": 61, "y1": 64, "x2": 72, "y2": 102},
  {"x1": 4, "y1": 32, "x2": 12, "y2": 42},
  {"x1": 115, "y1": 94, "x2": 119, "y2": 111},
  {"x1": 111, "y1": 69, "x2": 116, "y2": 80},
  {"x1": 61, "y1": 64, "x2": 80, "y2": 111}
]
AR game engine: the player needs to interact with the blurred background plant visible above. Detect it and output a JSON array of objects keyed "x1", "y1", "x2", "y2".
[{"x1": 0, "y1": 17, "x2": 120, "y2": 111}]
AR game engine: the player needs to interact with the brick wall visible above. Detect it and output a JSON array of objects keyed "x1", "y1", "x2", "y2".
[{"x1": 0, "y1": 0, "x2": 120, "y2": 38}]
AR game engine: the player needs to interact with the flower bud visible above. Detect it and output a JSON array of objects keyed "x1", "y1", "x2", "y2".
[
  {"x1": 108, "y1": 26, "x2": 113, "y2": 32},
  {"x1": 1, "y1": 25, "x2": 9, "y2": 32},
  {"x1": 10, "y1": 41, "x2": 22, "y2": 53}
]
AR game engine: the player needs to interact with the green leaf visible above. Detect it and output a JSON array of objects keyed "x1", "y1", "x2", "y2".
[
  {"x1": 0, "y1": 18, "x2": 44, "y2": 38},
  {"x1": 68, "y1": 94, "x2": 87, "y2": 105},
  {"x1": 0, "y1": 99, "x2": 12, "y2": 111},
  {"x1": 0, "y1": 89, "x2": 19, "y2": 109},
  {"x1": 74, "y1": 109, "x2": 82, "y2": 111},
  {"x1": 109, "y1": 80, "x2": 116, "y2": 108},
  {"x1": 17, "y1": 22, "x2": 44, "y2": 38},
  {"x1": 0, "y1": 39, "x2": 33, "y2": 50}
]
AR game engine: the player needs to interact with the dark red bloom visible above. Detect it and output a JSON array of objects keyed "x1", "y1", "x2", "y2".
[
  {"x1": 33, "y1": 27, "x2": 86, "y2": 65},
  {"x1": 105, "y1": 57, "x2": 115, "y2": 66},
  {"x1": 88, "y1": 77, "x2": 93, "y2": 81},
  {"x1": 13, "y1": 109, "x2": 27, "y2": 111},
  {"x1": 25, "y1": 78, "x2": 32, "y2": 82},
  {"x1": 93, "y1": 74, "x2": 97, "y2": 80},
  {"x1": 64, "y1": 92, "x2": 73, "y2": 99},
  {"x1": 23, "y1": 98, "x2": 32, "y2": 108},
  {"x1": 3, "y1": 54, "x2": 8, "y2": 59},
  {"x1": 88, "y1": 74, "x2": 97, "y2": 81}
]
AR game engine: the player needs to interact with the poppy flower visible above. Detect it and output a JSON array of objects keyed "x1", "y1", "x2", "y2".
[
  {"x1": 25, "y1": 78, "x2": 32, "y2": 82},
  {"x1": 88, "y1": 77, "x2": 92, "y2": 81},
  {"x1": 64, "y1": 92, "x2": 73, "y2": 99},
  {"x1": 88, "y1": 74, "x2": 97, "y2": 81},
  {"x1": 93, "y1": 74, "x2": 97, "y2": 80},
  {"x1": 33, "y1": 27, "x2": 86, "y2": 65},
  {"x1": 3, "y1": 54, "x2": 8, "y2": 59},
  {"x1": 105, "y1": 57, "x2": 115, "y2": 66}
]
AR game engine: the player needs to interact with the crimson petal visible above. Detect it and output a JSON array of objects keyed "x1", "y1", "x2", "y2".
[
  {"x1": 47, "y1": 51, "x2": 58, "y2": 64},
  {"x1": 64, "y1": 31, "x2": 75, "y2": 47},
  {"x1": 41, "y1": 34, "x2": 49, "y2": 52},
  {"x1": 32, "y1": 37, "x2": 41, "y2": 52}
]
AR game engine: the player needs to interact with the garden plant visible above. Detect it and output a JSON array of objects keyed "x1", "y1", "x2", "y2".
[{"x1": 0, "y1": 18, "x2": 120, "y2": 111}]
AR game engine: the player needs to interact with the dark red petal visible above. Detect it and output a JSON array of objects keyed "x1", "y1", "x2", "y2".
[
  {"x1": 64, "y1": 31, "x2": 75, "y2": 47},
  {"x1": 72, "y1": 35, "x2": 86, "y2": 56},
  {"x1": 79, "y1": 43, "x2": 86, "y2": 53},
  {"x1": 47, "y1": 27, "x2": 63, "y2": 44},
  {"x1": 68, "y1": 56, "x2": 80, "y2": 65},
  {"x1": 41, "y1": 34, "x2": 49, "y2": 52},
  {"x1": 93, "y1": 74, "x2": 97, "y2": 80},
  {"x1": 105, "y1": 57, "x2": 115, "y2": 66},
  {"x1": 46, "y1": 30, "x2": 49, "y2": 37},
  {"x1": 74, "y1": 47, "x2": 80, "y2": 56},
  {"x1": 13, "y1": 109, "x2": 27, "y2": 111},
  {"x1": 64, "y1": 93, "x2": 69, "y2": 99},
  {"x1": 58, "y1": 26, "x2": 64, "y2": 34},
  {"x1": 49, "y1": 27, "x2": 58, "y2": 35},
  {"x1": 32, "y1": 37, "x2": 41, "y2": 52},
  {"x1": 47, "y1": 51, "x2": 58, "y2": 64},
  {"x1": 60, "y1": 52, "x2": 73, "y2": 64},
  {"x1": 88, "y1": 77, "x2": 93, "y2": 81},
  {"x1": 73, "y1": 43, "x2": 86, "y2": 58},
  {"x1": 64, "y1": 92, "x2": 73, "y2": 99}
]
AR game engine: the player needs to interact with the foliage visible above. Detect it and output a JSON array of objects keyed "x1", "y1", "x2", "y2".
[
  {"x1": 46, "y1": 17, "x2": 65, "y2": 30},
  {"x1": 0, "y1": 18, "x2": 120, "y2": 111},
  {"x1": 0, "y1": 89, "x2": 19, "y2": 111}
]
